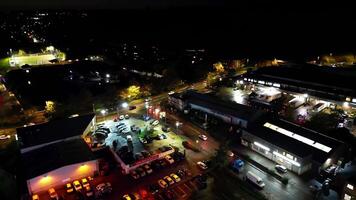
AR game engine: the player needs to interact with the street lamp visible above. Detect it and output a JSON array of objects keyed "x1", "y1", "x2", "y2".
[{"x1": 100, "y1": 109, "x2": 106, "y2": 115}]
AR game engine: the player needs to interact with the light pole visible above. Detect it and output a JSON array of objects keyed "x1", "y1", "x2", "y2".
[{"x1": 101, "y1": 109, "x2": 107, "y2": 121}]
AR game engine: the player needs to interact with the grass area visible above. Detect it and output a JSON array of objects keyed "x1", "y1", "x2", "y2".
[{"x1": 0, "y1": 57, "x2": 11, "y2": 74}]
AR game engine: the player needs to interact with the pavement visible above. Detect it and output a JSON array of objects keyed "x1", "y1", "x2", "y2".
[{"x1": 231, "y1": 145, "x2": 314, "y2": 200}]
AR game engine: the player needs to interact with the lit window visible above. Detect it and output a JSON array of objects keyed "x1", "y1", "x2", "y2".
[
  {"x1": 254, "y1": 142, "x2": 270, "y2": 152},
  {"x1": 273, "y1": 151, "x2": 301, "y2": 167},
  {"x1": 347, "y1": 184, "x2": 354, "y2": 190},
  {"x1": 286, "y1": 154, "x2": 294, "y2": 160},
  {"x1": 344, "y1": 194, "x2": 351, "y2": 200}
]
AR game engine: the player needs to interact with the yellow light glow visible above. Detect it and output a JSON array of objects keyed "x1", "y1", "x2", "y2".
[
  {"x1": 78, "y1": 164, "x2": 89, "y2": 173},
  {"x1": 39, "y1": 175, "x2": 52, "y2": 185}
]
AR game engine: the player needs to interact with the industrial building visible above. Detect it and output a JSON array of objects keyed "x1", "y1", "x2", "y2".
[
  {"x1": 239, "y1": 64, "x2": 356, "y2": 106},
  {"x1": 168, "y1": 91, "x2": 264, "y2": 128},
  {"x1": 16, "y1": 114, "x2": 98, "y2": 194},
  {"x1": 242, "y1": 117, "x2": 345, "y2": 175}
]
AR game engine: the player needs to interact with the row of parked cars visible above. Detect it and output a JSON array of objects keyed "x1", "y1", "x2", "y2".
[{"x1": 32, "y1": 177, "x2": 97, "y2": 200}]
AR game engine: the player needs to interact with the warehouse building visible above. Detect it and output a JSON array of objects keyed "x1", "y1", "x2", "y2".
[
  {"x1": 16, "y1": 114, "x2": 98, "y2": 194},
  {"x1": 241, "y1": 118, "x2": 345, "y2": 175},
  {"x1": 169, "y1": 91, "x2": 264, "y2": 128}
]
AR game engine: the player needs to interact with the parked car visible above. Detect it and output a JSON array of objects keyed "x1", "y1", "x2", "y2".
[
  {"x1": 149, "y1": 184, "x2": 159, "y2": 194},
  {"x1": 122, "y1": 194, "x2": 131, "y2": 200},
  {"x1": 164, "y1": 176, "x2": 175, "y2": 185},
  {"x1": 96, "y1": 182, "x2": 112, "y2": 194},
  {"x1": 141, "y1": 151, "x2": 151, "y2": 158},
  {"x1": 158, "y1": 179, "x2": 168, "y2": 189},
  {"x1": 170, "y1": 173, "x2": 181, "y2": 182},
  {"x1": 130, "y1": 170, "x2": 140, "y2": 179},
  {"x1": 119, "y1": 115, "x2": 125, "y2": 120},
  {"x1": 81, "y1": 178, "x2": 90, "y2": 188},
  {"x1": 139, "y1": 137, "x2": 147, "y2": 144},
  {"x1": 197, "y1": 161, "x2": 208, "y2": 170},
  {"x1": 136, "y1": 167, "x2": 146, "y2": 177},
  {"x1": 73, "y1": 180, "x2": 82, "y2": 191},
  {"x1": 177, "y1": 169, "x2": 186, "y2": 178},
  {"x1": 198, "y1": 134, "x2": 208, "y2": 141},
  {"x1": 143, "y1": 164, "x2": 153, "y2": 174},
  {"x1": 84, "y1": 185, "x2": 94, "y2": 197},
  {"x1": 32, "y1": 194, "x2": 39, "y2": 200},
  {"x1": 162, "y1": 126, "x2": 171, "y2": 132},
  {"x1": 0, "y1": 134, "x2": 10, "y2": 140},
  {"x1": 125, "y1": 114, "x2": 130, "y2": 119},
  {"x1": 165, "y1": 155, "x2": 175, "y2": 164},
  {"x1": 158, "y1": 133, "x2": 167, "y2": 140},
  {"x1": 65, "y1": 183, "x2": 74, "y2": 193},
  {"x1": 275, "y1": 165, "x2": 287, "y2": 173},
  {"x1": 151, "y1": 120, "x2": 159, "y2": 126},
  {"x1": 48, "y1": 188, "x2": 59, "y2": 200},
  {"x1": 126, "y1": 135, "x2": 132, "y2": 142},
  {"x1": 245, "y1": 171, "x2": 265, "y2": 189}
]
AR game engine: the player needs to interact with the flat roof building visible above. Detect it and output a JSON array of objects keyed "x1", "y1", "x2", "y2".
[
  {"x1": 16, "y1": 114, "x2": 98, "y2": 194},
  {"x1": 169, "y1": 91, "x2": 264, "y2": 128},
  {"x1": 242, "y1": 117, "x2": 345, "y2": 174},
  {"x1": 240, "y1": 64, "x2": 356, "y2": 105}
]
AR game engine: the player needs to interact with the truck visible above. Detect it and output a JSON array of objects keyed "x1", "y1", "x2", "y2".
[{"x1": 246, "y1": 171, "x2": 265, "y2": 189}]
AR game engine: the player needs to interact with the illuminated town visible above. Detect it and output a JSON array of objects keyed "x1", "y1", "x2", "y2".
[{"x1": 1, "y1": 2, "x2": 356, "y2": 200}]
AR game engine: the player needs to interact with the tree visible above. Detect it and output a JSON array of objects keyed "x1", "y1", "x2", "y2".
[
  {"x1": 213, "y1": 62, "x2": 225, "y2": 74},
  {"x1": 206, "y1": 72, "x2": 218, "y2": 87},
  {"x1": 120, "y1": 85, "x2": 141, "y2": 100},
  {"x1": 305, "y1": 112, "x2": 339, "y2": 132},
  {"x1": 45, "y1": 101, "x2": 55, "y2": 113},
  {"x1": 211, "y1": 141, "x2": 230, "y2": 169}
]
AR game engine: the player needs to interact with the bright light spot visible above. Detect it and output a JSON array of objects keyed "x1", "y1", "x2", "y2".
[
  {"x1": 155, "y1": 108, "x2": 160, "y2": 114},
  {"x1": 78, "y1": 164, "x2": 89, "y2": 173},
  {"x1": 40, "y1": 175, "x2": 52, "y2": 185},
  {"x1": 176, "y1": 121, "x2": 180, "y2": 127},
  {"x1": 232, "y1": 90, "x2": 244, "y2": 104},
  {"x1": 303, "y1": 93, "x2": 308, "y2": 98},
  {"x1": 253, "y1": 142, "x2": 270, "y2": 152},
  {"x1": 343, "y1": 102, "x2": 350, "y2": 108},
  {"x1": 100, "y1": 109, "x2": 106, "y2": 115},
  {"x1": 27, "y1": 81, "x2": 31, "y2": 85},
  {"x1": 122, "y1": 102, "x2": 128, "y2": 108},
  {"x1": 106, "y1": 74, "x2": 110, "y2": 78},
  {"x1": 25, "y1": 69, "x2": 30, "y2": 73}
]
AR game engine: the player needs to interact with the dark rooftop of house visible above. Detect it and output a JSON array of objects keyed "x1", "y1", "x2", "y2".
[
  {"x1": 247, "y1": 117, "x2": 344, "y2": 163},
  {"x1": 17, "y1": 114, "x2": 95, "y2": 149},
  {"x1": 185, "y1": 91, "x2": 264, "y2": 122},
  {"x1": 243, "y1": 64, "x2": 356, "y2": 97},
  {"x1": 21, "y1": 138, "x2": 96, "y2": 179}
]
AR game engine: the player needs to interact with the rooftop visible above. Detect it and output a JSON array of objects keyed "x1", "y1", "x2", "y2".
[
  {"x1": 244, "y1": 64, "x2": 356, "y2": 97},
  {"x1": 17, "y1": 114, "x2": 95, "y2": 149},
  {"x1": 21, "y1": 138, "x2": 96, "y2": 179},
  {"x1": 247, "y1": 117, "x2": 343, "y2": 163},
  {"x1": 186, "y1": 91, "x2": 264, "y2": 123}
]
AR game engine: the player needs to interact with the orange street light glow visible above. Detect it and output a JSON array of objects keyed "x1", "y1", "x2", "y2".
[{"x1": 39, "y1": 175, "x2": 52, "y2": 185}]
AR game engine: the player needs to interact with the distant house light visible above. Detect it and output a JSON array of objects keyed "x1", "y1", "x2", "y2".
[{"x1": 264, "y1": 122, "x2": 332, "y2": 153}]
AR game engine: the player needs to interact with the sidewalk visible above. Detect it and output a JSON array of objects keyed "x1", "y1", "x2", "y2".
[{"x1": 232, "y1": 144, "x2": 312, "y2": 191}]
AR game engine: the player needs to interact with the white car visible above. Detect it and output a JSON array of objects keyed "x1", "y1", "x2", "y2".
[
  {"x1": 275, "y1": 165, "x2": 287, "y2": 173},
  {"x1": 0, "y1": 135, "x2": 10, "y2": 140},
  {"x1": 124, "y1": 114, "x2": 129, "y2": 119},
  {"x1": 151, "y1": 120, "x2": 159, "y2": 126},
  {"x1": 198, "y1": 134, "x2": 208, "y2": 141},
  {"x1": 168, "y1": 91, "x2": 175, "y2": 95},
  {"x1": 197, "y1": 161, "x2": 208, "y2": 170},
  {"x1": 119, "y1": 115, "x2": 125, "y2": 120},
  {"x1": 126, "y1": 135, "x2": 132, "y2": 142}
]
